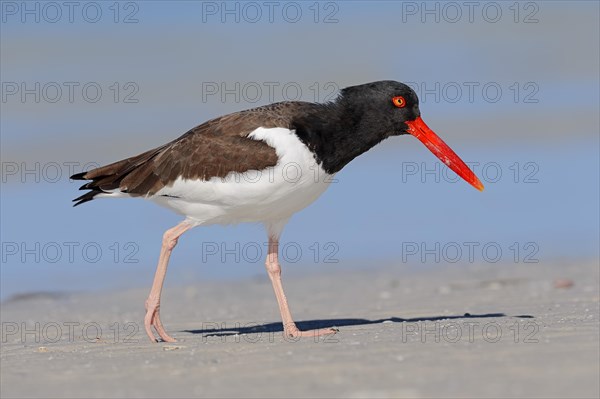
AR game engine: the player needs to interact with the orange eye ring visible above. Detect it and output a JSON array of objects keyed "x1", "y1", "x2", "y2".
[{"x1": 392, "y1": 96, "x2": 406, "y2": 108}]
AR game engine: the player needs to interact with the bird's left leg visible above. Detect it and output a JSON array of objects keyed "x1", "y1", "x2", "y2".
[{"x1": 144, "y1": 220, "x2": 194, "y2": 343}]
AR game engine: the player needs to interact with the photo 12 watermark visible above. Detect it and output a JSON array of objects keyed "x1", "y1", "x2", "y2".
[
  {"x1": 201, "y1": 81, "x2": 340, "y2": 104},
  {"x1": 400, "y1": 320, "x2": 540, "y2": 343},
  {"x1": 199, "y1": 1, "x2": 340, "y2": 24},
  {"x1": 400, "y1": 2, "x2": 540, "y2": 24},
  {"x1": 405, "y1": 81, "x2": 540, "y2": 104},
  {"x1": 400, "y1": 161, "x2": 540, "y2": 185},
  {"x1": 1, "y1": 241, "x2": 141, "y2": 264},
  {"x1": 1, "y1": 1, "x2": 140, "y2": 24},
  {"x1": 201, "y1": 321, "x2": 339, "y2": 343},
  {"x1": 2, "y1": 321, "x2": 140, "y2": 344},
  {"x1": 400, "y1": 241, "x2": 540, "y2": 264},
  {"x1": 1, "y1": 82, "x2": 140, "y2": 104},
  {"x1": 200, "y1": 241, "x2": 340, "y2": 264}
]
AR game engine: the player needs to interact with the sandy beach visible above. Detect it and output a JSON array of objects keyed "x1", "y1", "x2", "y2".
[{"x1": 1, "y1": 260, "x2": 598, "y2": 398}]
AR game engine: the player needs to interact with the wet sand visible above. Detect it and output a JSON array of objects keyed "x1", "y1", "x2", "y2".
[{"x1": 1, "y1": 260, "x2": 598, "y2": 398}]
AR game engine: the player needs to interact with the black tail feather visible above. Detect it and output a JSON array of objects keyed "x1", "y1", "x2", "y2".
[
  {"x1": 78, "y1": 182, "x2": 95, "y2": 191},
  {"x1": 72, "y1": 190, "x2": 103, "y2": 207},
  {"x1": 70, "y1": 171, "x2": 88, "y2": 181}
]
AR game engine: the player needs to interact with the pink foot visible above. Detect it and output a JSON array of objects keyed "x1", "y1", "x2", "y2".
[
  {"x1": 284, "y1": 325, "x2": 339, "y2": 338},
  {"x1": 144, "y1": 301, "x2": 176, "y2": 343}
]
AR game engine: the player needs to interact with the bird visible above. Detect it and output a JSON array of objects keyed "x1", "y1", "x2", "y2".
[{"x1": 71, "y1": 80, "x2": 484, "y2": 343}]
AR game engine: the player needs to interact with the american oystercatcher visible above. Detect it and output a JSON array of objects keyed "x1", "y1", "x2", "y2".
[{"x1": 71, "y1": 81, "x2": 484, "y2": 343}]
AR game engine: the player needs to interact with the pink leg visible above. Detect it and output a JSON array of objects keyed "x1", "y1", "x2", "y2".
[
  {"x1": 265, "y1": 236, "x2": 338, "y2": 339},
  {"x1": 144, "y1": 221, "x2": 193, "y2": 343}
]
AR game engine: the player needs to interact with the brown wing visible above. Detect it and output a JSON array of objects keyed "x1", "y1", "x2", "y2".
[{"x1": 70, "y1": 105, "x2": 301, "y2": 206}]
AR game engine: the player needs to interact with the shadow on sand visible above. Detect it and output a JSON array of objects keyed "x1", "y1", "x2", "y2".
[{"x1": 183, "y1": 312, "x2": 533, "y2": 337}]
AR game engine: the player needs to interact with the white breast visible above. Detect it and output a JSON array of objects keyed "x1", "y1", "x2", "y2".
[{"x1": 152, "y1": 127, "x2": 334, "y2": 226}]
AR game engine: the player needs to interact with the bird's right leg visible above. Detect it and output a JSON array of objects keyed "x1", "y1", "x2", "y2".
[
  {"x1": 265, "y1": 235, "x2": 338, "y2": 339},
  {"x1": 144, "y1": 220, "x2": 194, "y2": 343}
]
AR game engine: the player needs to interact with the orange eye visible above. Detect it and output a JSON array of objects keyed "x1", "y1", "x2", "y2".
[{"x1": 392, "y1": 96, "x2": 406, "y2": 108}]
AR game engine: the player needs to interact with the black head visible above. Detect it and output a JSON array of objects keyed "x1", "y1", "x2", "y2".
[
  {"x1": 338, "y1": 80, "x2": 421, "y2": 136},
  {"x1": 293, "y1": 80, "x2": 484, "y2": 191}
]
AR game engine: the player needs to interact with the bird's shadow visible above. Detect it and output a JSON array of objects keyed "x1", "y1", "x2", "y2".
[{"x1": 183, "y1": 312, "x2": 533, "y2": 337}]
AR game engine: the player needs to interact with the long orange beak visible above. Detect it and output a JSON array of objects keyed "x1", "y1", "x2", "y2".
[{"x1": 405, "y1": 117, "x2": 484, "y2": 191}]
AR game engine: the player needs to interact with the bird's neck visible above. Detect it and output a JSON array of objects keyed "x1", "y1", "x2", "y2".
[{"x1": 292, "y1": 102, "x2": 388, "y2": 174}]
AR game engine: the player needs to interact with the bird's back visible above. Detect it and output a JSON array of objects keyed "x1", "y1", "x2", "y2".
[{"x1": 71, "y1": 101, "x2": 325, "y2": 210}]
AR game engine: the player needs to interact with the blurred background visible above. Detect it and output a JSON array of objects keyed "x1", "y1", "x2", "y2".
[{"x1": 1, "y1": 1, "x2": 598, "y2": 300}]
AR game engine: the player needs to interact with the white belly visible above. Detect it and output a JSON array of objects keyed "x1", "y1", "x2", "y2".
[{"x1": 152, "y1": 127, "x2": 333, "y2": 225}]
